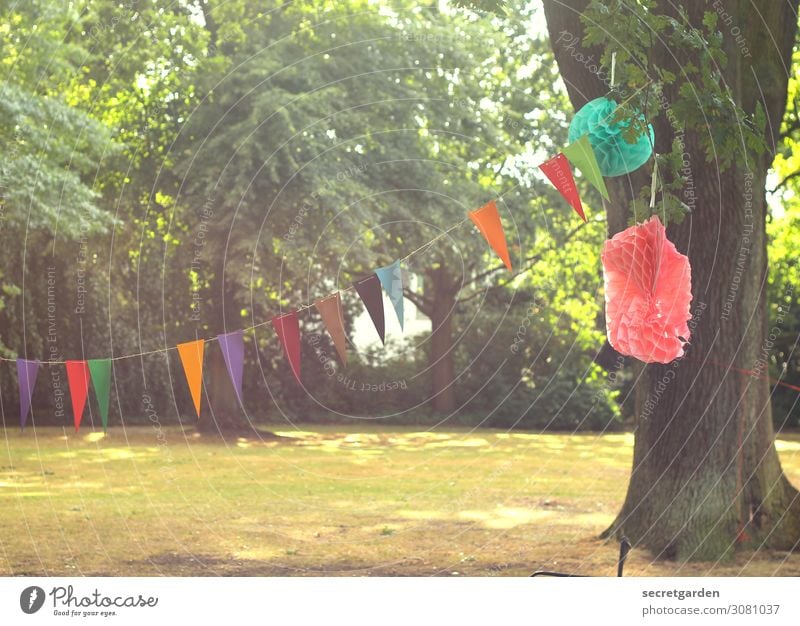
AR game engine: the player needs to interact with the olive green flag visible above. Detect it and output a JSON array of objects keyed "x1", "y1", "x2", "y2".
[
  {"x1": 562, "y1": 134, "x2": 610, "y2": 200},
  {"x1": 88, "y1": 359, "x2": 112, "y2": 432}
]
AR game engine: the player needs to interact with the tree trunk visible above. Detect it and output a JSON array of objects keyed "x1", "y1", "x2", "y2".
[
  {"x1": 430, "y1": 291, "x2": 457, "y2": 414},
  {"x1": 424, "y1": 267, "x2": 459, "y2": 414},
  {"x1": 544, "y1": 0, "x2": 800, "y2": 560},
  {"x1": 197, "y1": 347, "x2": 251, "y2": 434},
  {"x1": 196, "y1": 259, "x2": 252, "y2": 434}
]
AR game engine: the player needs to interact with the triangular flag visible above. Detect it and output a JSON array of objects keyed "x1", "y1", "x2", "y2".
[
  {"x1": 16, "y1": 358, "x2": 39, "y2": 430},
  {"x1": 177, "y1": 339, "x2": 205, "y2": 417},
  {"x1": 217, "y1": 330, "x2": 245, "y2": 405},
  {"x1": 353, "y1": 274, "x2": 385, "y2": 344},
  {"x1": 315, "y1": 293, "x2": 348, "y2": 366},
  {"x1": 468, "y1": 200, "x2": 512, "y2": 271},
  {"x1": 375, "y1": 260, "x2": 404, "y2": 330},
  {"x1": 539, "y1": 153, "x2": 586, "y2": 222},
  {"x1": 65, "y1": 360, "x2": 90, "y2": 432},
  {"x1": 272, "y1": 312, "x2": 302, "y2": 383},
  {"x1": 88, "y1": 359, "x2": 112, "y2": 432},
  {"x1": 563, "y1": 134, "x2": 610, "y2": 200}
]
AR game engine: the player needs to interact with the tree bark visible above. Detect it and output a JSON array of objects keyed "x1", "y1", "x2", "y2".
[
  {"x1": 429, "y1": 287, "x2": 457, "y2": 414},
  {"x1": 413, "y1": 266, "x2": 460, "y2": 414},
  {"x1": 196, "y1": 259, "x2": 252, "y2": 434},
  {"x1": 543, "y1": 0, "x2": 800, "y2": 560}
]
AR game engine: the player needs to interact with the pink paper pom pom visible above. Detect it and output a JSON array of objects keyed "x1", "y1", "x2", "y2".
[{"x1": 601, "y1": 215, "x2": 693, "y2": 364}]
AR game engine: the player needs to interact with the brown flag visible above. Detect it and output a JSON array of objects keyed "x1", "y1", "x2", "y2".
[{"x1": 315, "y1": 292, "x2": 348, "y2": 365}]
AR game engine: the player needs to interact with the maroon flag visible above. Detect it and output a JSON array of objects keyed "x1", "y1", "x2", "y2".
[
  {"x1": 353, "y1": 274, "x2": 385, "y2": 344},
  {"x1": 272, "y1": 312, "x2": 302, "y2": 383}
]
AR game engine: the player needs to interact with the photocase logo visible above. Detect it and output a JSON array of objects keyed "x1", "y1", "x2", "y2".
[{"x1": 20, "y1": 586, "x2": 45, "y2": 614}]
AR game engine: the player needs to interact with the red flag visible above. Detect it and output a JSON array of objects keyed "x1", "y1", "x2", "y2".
[
  {"x1": 65, "y1": 360, "x2": 90, "y2": 432},
  {"x1": 468, "y1": 200, "x2": 512, "y2": 271},
  {"x1": 539, "y1": 153, "x2": 586, "y2": 222},
  {"x1": 272, "y1": 312, "x2": 302, "y2": 383}
]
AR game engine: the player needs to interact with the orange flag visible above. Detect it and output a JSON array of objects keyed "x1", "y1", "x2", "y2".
[
  {"x1": 468, "y1": 200, "x2": 512, "y2": 271},
  {"x1": 315, "y1": 292, "x2": 348, "y2": 366},
  {"x1": 177, "y1": 339, "x2": 205, "y2": 417}
]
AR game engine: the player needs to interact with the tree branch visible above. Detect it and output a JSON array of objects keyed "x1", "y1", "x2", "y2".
[
  {"x1": 200, "y1": 0, "x2": 219, "y2": 55},
  {"x1": 770, "y1": 169, "x2": 800, "y2": 193},
  {"x1": 403, "y1": 287, "x2": 432, "y2": 315},
  {"x1": 456, "y1": 221, "x2": 589, "y2": 304},
  {"x1": 780, "y1": 116, "x2": 800, "y2": 139},
  {"x1": 462, "y1": 220, "x2": 588, "y2": 289}
]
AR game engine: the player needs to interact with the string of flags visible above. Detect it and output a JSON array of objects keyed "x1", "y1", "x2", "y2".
[{"x1": 8, "y1": 132, "x2": 611, "y2": 432}]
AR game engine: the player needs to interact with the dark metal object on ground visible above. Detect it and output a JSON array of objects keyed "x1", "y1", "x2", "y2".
[{"x1": 531, "y1": 537, "x2": 631, "y2": 577}]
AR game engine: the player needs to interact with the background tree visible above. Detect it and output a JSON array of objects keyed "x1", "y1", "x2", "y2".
[
  {"x1": 769, "y1": 29, "x2": 800, "y2": 430},
  {"x1": 175, "y1": 0, "x2": 613, "y2": 429}
]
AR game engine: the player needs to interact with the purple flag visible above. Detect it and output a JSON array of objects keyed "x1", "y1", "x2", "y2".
[
  {"x1": 217, "y1": 330, "x2": 245, "y2": 405},
  {"x1": 17, "y1": 359, "x2": 40, "y2": 430}
]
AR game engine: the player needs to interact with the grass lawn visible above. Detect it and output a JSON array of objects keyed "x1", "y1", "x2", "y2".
[{"x1": 1, "y1": 425, "x2": 799, "y2": 576}]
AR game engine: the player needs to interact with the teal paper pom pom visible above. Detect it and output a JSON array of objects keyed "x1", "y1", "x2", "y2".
[{"x1": 568, "y1": 97, "x2": 654, "y2": 177}]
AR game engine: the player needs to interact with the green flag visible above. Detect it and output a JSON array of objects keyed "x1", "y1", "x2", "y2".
[
  {"x1": 88, "y1": 359, "x2": 112, "y2": 432},
  {"x1": 562, "y1": 134, "x2": 609, "y2": 200}
]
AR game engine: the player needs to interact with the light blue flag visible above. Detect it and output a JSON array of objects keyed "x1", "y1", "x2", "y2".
[{"x1": 375, "y1": 260, "x2": 404, "y2": 331}]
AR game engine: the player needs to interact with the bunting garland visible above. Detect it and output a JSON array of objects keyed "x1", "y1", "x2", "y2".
[
  {"x1": 88, "y1": 359, "x2": 112, "y2": 432},
  {"x1": 177, "y1": 339, "x2": 205, "y2": 417},
  {"x1": 315, "y1": 293, "x2": 348, "y2": 365},
  {"x1": 468, "y1": 200, "x2": 512, "y2": 271},
  {"x1": 65, "y1": 360, "x2": 90, "y2": 432},
  {"x1": 375, "y1": 260, "x2": 405, "y2": 330},
  {"x1": 272, "y1": 312, "x2": 302, "y2": 384},
  {"x1": 217, "y1": 330, "x2": 245, "y2": 405},
  {"x1": 4, "y1": 124, "x2": 622, "y2": 431},
  {"x1": 353, "y1": 274, "x2": 386, "y2": 344},
  {"x1": 16, "y1": 359, "x2": 39, "y2": 430}
]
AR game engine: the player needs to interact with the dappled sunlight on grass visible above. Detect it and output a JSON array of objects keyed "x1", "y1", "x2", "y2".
[
  {"x1": 0, "y1": 426, "x2": 799, "y2": 576},
  {"x1": 423, "y1": 438, "x2": 490, "y2": 449},
  {"x1": 775, "y1": 439, "x2": 800, "y2": 452},
  {"x1": 273, "y1": 430, "x2": 317, "y2": 439},
  {"x1": 396, "y1": 509, "x2": 448, "y2": 521},
  {"x1": 0, "y1": 491, "x2": 51, "y2": 498},
  {"x1": 53, "y1": 447, "x2": 160, "y2": 462},
  {"x1": 233, "y1": 547, "x2": 284, "y2": 561},
  {"x1": 458, "y1": 507, "x2": 552, "y2": 529}
]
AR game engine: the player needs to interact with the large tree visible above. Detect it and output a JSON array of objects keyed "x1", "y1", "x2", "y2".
[{"x1": 543, "y1": 0, "x2": 800, "y2": 560}]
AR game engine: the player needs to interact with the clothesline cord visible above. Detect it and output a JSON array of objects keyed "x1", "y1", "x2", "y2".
[
  {"x1": 2, "y1": 89, "x2": 612, "y2": 368},
  {"x1": 0, "y1": 216, "x2": 482, "y2": 366}
]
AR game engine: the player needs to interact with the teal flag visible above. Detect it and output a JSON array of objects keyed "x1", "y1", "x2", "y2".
[
  {"x1": 375, "y1": 260, "x2": 404, "y2": 331},
  {"x1": 88, "y1": 359, "x2": 112, "y2": 432}
]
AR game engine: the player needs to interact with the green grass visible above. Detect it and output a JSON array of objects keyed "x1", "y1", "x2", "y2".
[{"x1": 1, "y1": 425, "x2": 799, "y2": 576}]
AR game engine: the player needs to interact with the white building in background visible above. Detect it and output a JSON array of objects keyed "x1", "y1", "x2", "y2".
[{"x1": 351, "y1": 271, "x2": 430, "y2": 353}]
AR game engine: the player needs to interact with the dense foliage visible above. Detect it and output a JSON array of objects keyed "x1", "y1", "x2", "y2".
[{"x1": 1, "y1": 0, "x2": 796, "y2": 432}]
